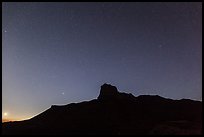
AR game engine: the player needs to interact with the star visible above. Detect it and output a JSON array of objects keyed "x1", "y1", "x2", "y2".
[
  {"x1": 4, "y1": 30, "x2": 7, "y2": 33},
  {"x1": 62, "y1": 92, "x2": 65, "y2": 95},
  {"x1": 158, "y1": 44, "x2": 163, "y2": 48}
]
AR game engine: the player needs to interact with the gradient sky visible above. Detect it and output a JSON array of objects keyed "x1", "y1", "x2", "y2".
[{"x1": 2, "y1": 2, "x2": 202, "y2": 121}]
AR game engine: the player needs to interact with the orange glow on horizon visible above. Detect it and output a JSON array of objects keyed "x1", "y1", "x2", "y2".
[{"x1": 2, "y1": 117, "x2": 30, "y2": 123}]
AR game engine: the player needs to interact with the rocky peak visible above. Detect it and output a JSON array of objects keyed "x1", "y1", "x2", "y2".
[{"x1": 97, "y1": 83, "x2": 119, "y2": 100}]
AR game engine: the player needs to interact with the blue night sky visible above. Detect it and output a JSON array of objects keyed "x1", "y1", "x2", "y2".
[{"x1": 2, "y1": 2, "x2": 202, "y2": 121}]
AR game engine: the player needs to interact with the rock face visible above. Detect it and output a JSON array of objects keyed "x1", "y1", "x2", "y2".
[
  {"x1": 2, "y1": 84, "x2": 202, "y2": 135},
  {"x1": 97, "y1": 83, "x2": 119, "y2": 100},
  {"x1": 97, "y1": 83, "x2": 135, "y2": 101}
]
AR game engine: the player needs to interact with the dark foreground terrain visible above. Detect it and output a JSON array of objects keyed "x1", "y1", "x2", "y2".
[{"x1": 2, "y1": 84, "x2": 202, "y2": 135}]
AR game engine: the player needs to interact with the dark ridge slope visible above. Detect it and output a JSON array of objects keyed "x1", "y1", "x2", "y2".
[{"x1": 2, "y1": 83, "x2": 202, "y2": 135}]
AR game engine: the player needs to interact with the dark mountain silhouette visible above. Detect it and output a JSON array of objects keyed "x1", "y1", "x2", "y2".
[{"x1": 2, "y1": 83, "x2": 202, "y2": 135}]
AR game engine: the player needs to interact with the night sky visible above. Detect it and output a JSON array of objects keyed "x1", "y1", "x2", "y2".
[{"x1": 2, "y1": 2, "x2": 202, "y2": 121}]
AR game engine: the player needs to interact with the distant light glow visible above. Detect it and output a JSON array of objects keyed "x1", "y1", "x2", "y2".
[{"x1": 3, "y1": 112, "x2": 8, "y2": 117}]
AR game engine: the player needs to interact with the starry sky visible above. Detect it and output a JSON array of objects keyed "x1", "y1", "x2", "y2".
[{"x1": 2, "y1": 2, "x2": 202, "y2": 121}]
